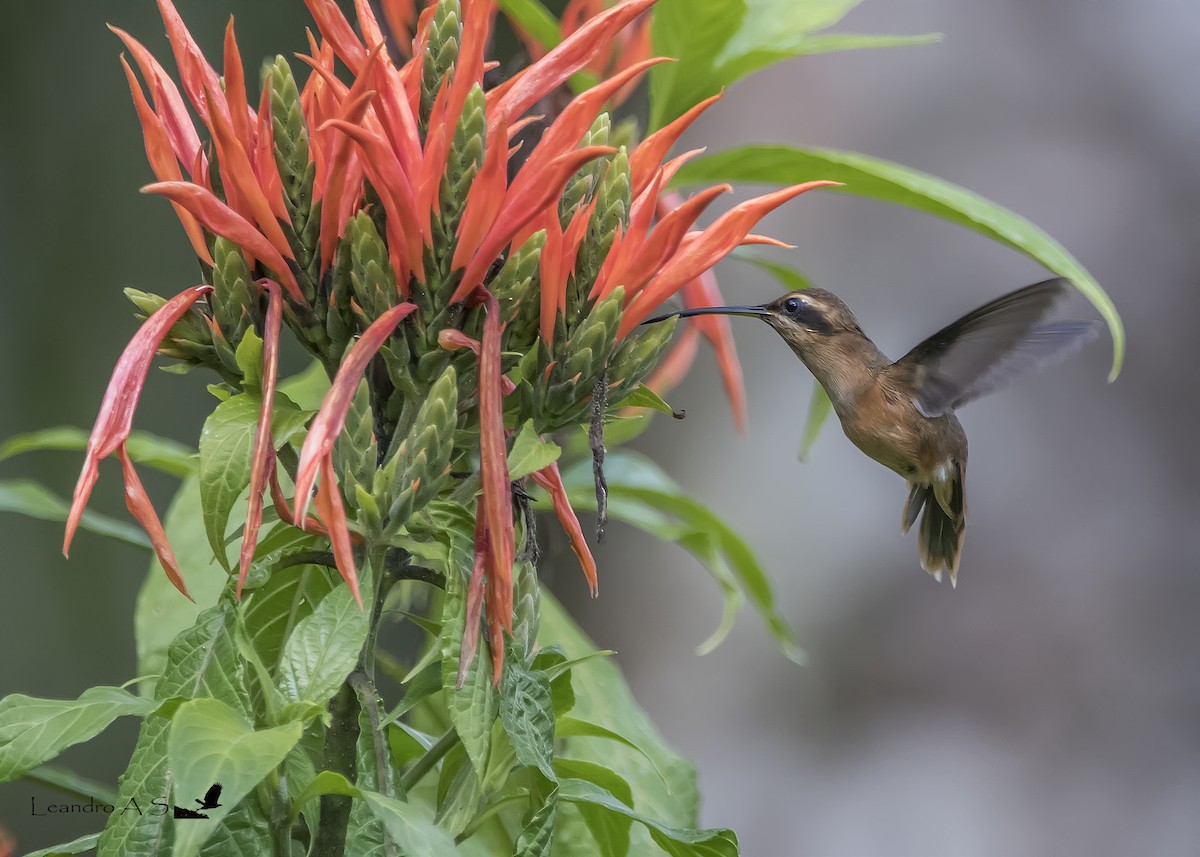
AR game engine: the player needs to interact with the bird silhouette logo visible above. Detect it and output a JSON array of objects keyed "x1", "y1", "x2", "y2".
[{"x1": 172, "y1": 783, "x2": 223, "y2": 820}]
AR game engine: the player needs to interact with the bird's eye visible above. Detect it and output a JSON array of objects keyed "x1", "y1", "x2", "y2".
[{"x1": 782, "y1": 297, "x2": 802, "y2": 315}]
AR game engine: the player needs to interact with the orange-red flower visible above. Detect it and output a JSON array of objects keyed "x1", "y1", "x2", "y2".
[{"x1": 86, "y1": 0, "x2": 836, "y2": 682}]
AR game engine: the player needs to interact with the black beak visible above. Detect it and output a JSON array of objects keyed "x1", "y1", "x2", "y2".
[{"x1": 640, "y1": 305, "x2": 770, "y2": 325}]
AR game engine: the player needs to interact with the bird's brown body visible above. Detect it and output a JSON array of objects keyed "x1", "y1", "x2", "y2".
[{"x1": 645, "y1": 278, "x2": 1099, "y2": 584}]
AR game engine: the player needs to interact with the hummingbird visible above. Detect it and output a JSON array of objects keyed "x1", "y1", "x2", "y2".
[{"x1": 643, "y1": 278, "x2": 1100, "y2": 584}]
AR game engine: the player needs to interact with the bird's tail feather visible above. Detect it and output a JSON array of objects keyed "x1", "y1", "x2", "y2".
[{"x1": 910, "y1": 463, "x2": 966, "y2": 585}]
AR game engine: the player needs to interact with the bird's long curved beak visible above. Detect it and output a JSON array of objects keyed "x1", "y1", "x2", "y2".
[{"x1": 640, "y1": 305, "x2": 770, "y2": 325}]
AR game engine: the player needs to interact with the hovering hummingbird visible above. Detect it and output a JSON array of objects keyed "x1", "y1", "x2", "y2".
[{"x1": 643, "y1": 278, "x2": 1100, "y2": 584}]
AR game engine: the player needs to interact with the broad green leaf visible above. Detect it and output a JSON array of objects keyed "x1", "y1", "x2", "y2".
[
  {"x1": 673, "y1": 144, "x2": 1124, "y2": 378},
  {"x1": 24, "y1": 832, "x2": 101, "y2": 857},
  {"x1": 97, "y1": 715, "x2": 173, "y2": 857},
  {"x1": 360, "y1": 790, "x2": 460, "y2": 857},
  {"x1": 234, "y1": 327, "x2": 264, "y2": 394},
  {"x1": 649, "y1": 0, "x2": 934, "y2": 129},
  {"x1": 514, "y1": 772, "x2": 557, "y2": 857},
  {"x1": 242, "y1": 560, "x2": 338, "y2": 674},
  {"x1": 288, "y1": 769, "x2": 358, "y2": 818},
  {"x1": 102, "y1": 603, "x2": 248, "y2": 857},
  {"x1": 134, "y1": 477, "x2": 228, "y2": 693},
  {"x1": 194, "y1": 798, "x2": 274, "y2": 857},
  {"x1": 0, "y1": 686, "x2": 155, "y2": 782},
  {"x1": 0, "y1": 479, "x2": 150, "y2": 549},
  {"x1": 0, "y1": 427, "x2": 195, "y2": 476},
  {"x1": 26, "y1": 762, "x2": 119, "y2": 806},
  {"x1": 554, "y1": 759, "x2": 633, "y2": 857},
  {"x1": 167, "y1": 698, "x2": 302, "y2": 857},
  {"x1": 158, "y1": 604, "x2": 253, "y2": 717},
  {"x1": 508, "y1": 420, "x2": 562, "y2": 481},
  {"x1": 198, "y1": 393, "x2": 310, "y2": 570},
  {"x1": 555, "y1": 452, "x2": 804, "y2": 664},
  {"x1": 498, "y1": 0, "x2": 561, "y2": 51},
  {"x1": 558, "y1": 778, "x2": 739, "y2": 857},
  {"x1": 499, "y1": 647, "x2": 556, "y2": 780},
  {"x1": 440, "y1": 549, "x2": 498, "y2": 777},
  {"x1": 611, "y1": 383, "x2": 675, "y2": 415},
  {"x1": 799, "y1": 385, "x2": 833, "y2": 462},
  {"x1": 539, "y1": 594, "x2": 700, "y2": 834},
  {"x1": 276, "y1": 583, "x2": 369, "y2": 705}
]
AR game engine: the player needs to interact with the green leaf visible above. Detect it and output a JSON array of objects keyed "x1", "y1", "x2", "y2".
[
  {"x1": 0, "y1": 479, "x2": 151, "y2": 549},
  {"x1": 673, "y1": 144, "x2": 1124, "y2": 378},
  {"x1": 649, "y1": 0, "x2": 934, "y2": 129},
  {"x1": 234, "y1": 327, "x2": 264, "y2": 394},
  {"x1": 198, "y1": 393, "x2": 310, "y2": 570},
  {"x1": 97, "y1": 714, "x2": 173, "y2": 857},
  {"x1": 158, "y1": 604, "x2": 253, "y2": 716},
  {"x1": 556, "y1": 452, "x2": 804, "y2": 664},
  {"x1": 539, "y1": 594, "x2": 700, "y2": 834},
  {"x1": 731, "y1": 250, "x2": 815, "y2": 292},
  {"x1": 24, "y1": 832, "x2": 101, "y2": 857},
  {"x1": 289, "y1": 769, "x2": 358, "y2": 818},
  {"x1": 242, "y1": 561, "x2": 339, "y2": 675},
  {"x1": 799, "y1": 385, "x2": 833, "y2": 462},
  {"x1": 195, "y1": 798, "x2": 273, "y2": 857},
  {"x1": 558, "y1": 778, "x2": 739, "y2": 857},
  {"x1": 497, "y1": 0, "x2": 561, "y2": 52},
  {"x1": 167, "y1": 698, "x2": 303, "y2": 857},
  {"x1": 360, "y1": 789, "x2": 460, "y2": 857},
  {"x1": 0, "y1": 426, "x2": 195, "y2": 476},
  {"x1": 553, "y1": 759, "x2": 633, "y2": 857},
  {"x1": 135, "y1": 477, "x2": 229, "y2": 693},
  {"x1": 440, "y1": 557, "x2": 498, "y2": 777},
  {"x1": 499, "y1": 649, "x2": 556, "y2": 780},
  {"x1": 507, "y1": 420, "x2": 562, "y2": 481},
  {"x1": 513, "y1": 772, "x2": 557, "y2": 857},
  {"x1": 25, "y1": 762, "x2": 120, "y2": 806},
  {"x1": 611, "y1": 383, "x2": 675, "y2": 415},
  {"x1": 0, "y1": 686, "x2": 155, "y2": 782},
  {"x1": 276, "y1": 583, "x2": 369, "y2": 705}
]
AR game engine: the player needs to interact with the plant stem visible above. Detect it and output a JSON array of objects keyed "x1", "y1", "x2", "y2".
[
  {"x1": 312, "y1": 681, "x2": 360, "y2": 857},
  {"x1": 399, "y1": 728, "x2": 459, "y2": 794}
]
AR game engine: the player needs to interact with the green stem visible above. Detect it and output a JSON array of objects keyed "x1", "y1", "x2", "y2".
[{"x1": 399, "y1": 729, "x2": 460, "y2": 794}]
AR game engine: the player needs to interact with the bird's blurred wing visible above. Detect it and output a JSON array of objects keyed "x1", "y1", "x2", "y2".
[{"x1": 895, "y1": 278, "x2": 1095, "y2": 416}]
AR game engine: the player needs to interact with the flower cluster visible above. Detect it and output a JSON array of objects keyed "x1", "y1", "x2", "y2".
[{"x1": 64, "y1": 0, "x2": 832, "y2": 679}]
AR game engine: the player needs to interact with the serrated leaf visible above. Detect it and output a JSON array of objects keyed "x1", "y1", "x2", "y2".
[
  {"x1": 158, "y1": 604, "x2": 253, "y2": 716},
  {"x1": 499, "y1": 652, "x2": 556, "y2": 780},
  {"x1": 24, "y1": 832, "x2": 101, "y2": 857},
  {"x1": 167, "y1": 698, "x2": 303, "y2": 857},
  {"x1": 440, "y1": 556, "x2": 497, "y2": 777},
  {"x1": 507, "y1": 420, "x2": 562, "y2": 481},
  {"x1": 276, "y1": 584, "x2": 369, "y2": 705},
  {"x1": 0, "y1": 686, "x2": 155, "y2": 782},
  {"x1": 195, "y1": 798, "x2": 274, "y2": 857},
  {"x1": 558, "y1": 778, "x2": 738, "y2": 857},
  {"x1": 360, "y1": 790, "x2": 460, "y2": 857},
  {"x1": 672, "y1": 144, "x2": 1123, "y2": 378},
  {"x1": 0, "y1": 426, "x2": 195, "y2": 475},
  {"x1": 97, "y1": 714, "x2": 173, "y2": 857},
  {"x1": 514, "y1": 772, "x2": 557, "y2": 857},
  {"x1": 0, "y1": 479, "x2": 151, "y2": 549},
  {"x1": 242, "y1": 561, "x2": 339, "y2": 674}
]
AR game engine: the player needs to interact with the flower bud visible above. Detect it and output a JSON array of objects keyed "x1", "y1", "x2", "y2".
[
  {"x1": 348, "y1": 212, "x2": 397, "y2": 320},
  {"x1": 335, "y1": 378, "x2": 377, "y2": 495},
  {"x1": 570, "y1": 147, "x2": 630, "y2": 315},
  {"x1": 608, "y1": 314, "x2": 678, "y2": 396},
  {"x1": 492, "y1": 230, "x2": 545, "y2": 348},
  {"x1": 439, "y1": 83, "x2": 486, "y2": 237},
  {"x1": 125, "y1": 287, "x2": 218, "y2": 369},
  {"x1": 421, "y1": 0, "x2": 462, "y2": 127},
  {"x1": 559, "y1": 114, "x2": 611, "y2": 224},
  {"x1": 211, "y1": 237, "x2": 255, "y2": 346},
  {"x1": 385, "y1": 366, "x2": 459, "y2": 530},
  {"x1": 511, "y1": 558, "x2": 539, "y2": 660},
  {"x1": 542, "y1": 287, "x2": 624, "y2": 421}
]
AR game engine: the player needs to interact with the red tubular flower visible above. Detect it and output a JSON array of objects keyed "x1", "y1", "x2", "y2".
[
  {"x1": 237, "y1": 280, "x2": 284, "y2": 598},
  {"x1": 530, "y1": 462, "x2": 598, "y2": 596},
  {"x1": 294, "y1": 302, "x2": 419, "y2": 521},
  {"x1": 63, "y1": 285, "x2": 212, "y2": 595}
]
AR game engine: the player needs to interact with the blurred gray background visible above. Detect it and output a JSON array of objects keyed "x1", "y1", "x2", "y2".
[{"x1": 1, "y1": 0, "x2": 1196, "y2": 854}]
